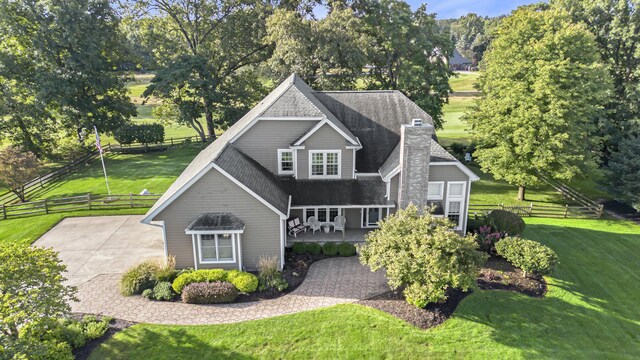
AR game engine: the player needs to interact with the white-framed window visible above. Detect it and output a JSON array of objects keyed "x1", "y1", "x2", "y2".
[
  {"x1": 361, "y1": 207, "x2": 390, "y2": 228},
  {"x1": 309, "y1": 150, "x2": 341, "y2": 179},
  {"x1": 445, "y1": 181, "x2": 467, "y2": 230},
  {"x1": 303, "y1": 207, "x2": 342, "y2": 223},
  {"x1": 198, "y1": 233, "x2": 236, "y2": 263},
  {"x1": 427, "y1": 182, "x2": 444, "y2": 200},
  {"x1": 277, "y1": 149, "x2": 294, "y2": 175}
]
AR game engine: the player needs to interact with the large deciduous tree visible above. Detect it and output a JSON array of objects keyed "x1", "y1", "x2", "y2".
[
  {"x1": 466, "y1": 6, "x2": 611, "y2": 201},
  {"x1": 0, "y1": 0, "x2": 135, "y2": 151},
  {"x1": 0, "y1": 146, "x2": 42, "y2": 202},
  {"x1": 135, "y1": 0, "x2": 274, "y2": 140},
  {"x1": 355, "y1": 0, "x2": 453, "y2": 129}
]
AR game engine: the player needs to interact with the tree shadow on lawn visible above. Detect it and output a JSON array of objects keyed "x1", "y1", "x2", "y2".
[
  {"x1": 453, "y1": 223, "x2": 640, "y2": 357},
  {"x1": 91, "y1": 326, "x2": 256, "y2": 360}
]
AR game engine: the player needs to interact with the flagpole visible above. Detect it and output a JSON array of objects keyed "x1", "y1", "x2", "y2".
[{"x1": 94, "y1": 126, "x2": 111, "y2": 195}]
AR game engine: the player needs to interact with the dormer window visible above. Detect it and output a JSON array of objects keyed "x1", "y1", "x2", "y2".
[{"x1": 278, "y1": 149, "x2": 294, "y2": 175}]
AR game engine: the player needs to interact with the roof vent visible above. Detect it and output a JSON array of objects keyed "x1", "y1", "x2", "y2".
[{"x1": 412, "y1": 118, "x2": 423, "y2": 126}]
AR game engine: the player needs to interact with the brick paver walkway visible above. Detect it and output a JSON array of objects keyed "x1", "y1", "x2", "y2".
[{"x1": 71, "y1": 256, "x2": 388, "y2": 325}]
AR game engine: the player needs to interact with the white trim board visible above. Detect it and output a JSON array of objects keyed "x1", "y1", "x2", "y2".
[{"x1": 293, "y1": 119, "x2": 359, "y2": 147}]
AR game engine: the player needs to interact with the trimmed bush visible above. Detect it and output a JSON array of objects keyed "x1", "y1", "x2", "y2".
[
  {"x1": 292, "y1": 242, "x2": 306, "y2": 254},
  {"x1": 172, "y1": 269, "x2": 227, "y2": 294},
  {"x1": 119, "y1": 261, "x2": 157, "y2": 296},
  {"x1": 466, "y1": 216, "x2": 488, "y2": 234},
  {"x1": 114, "y1": 123, "x2": 165, "y2": 145},
  {"x1": 141, "y1": 289, "x2": 154, "y2": 299},
  {"x1": 487, "y1": 210, "x2": 526, "y2": 236},
  {"x1": 322, "y1": 242, "x2": 338, "y2": 256},
  {"x1": 338, "y1": 242, "x2": 357, "y2": 257},
  {"x1": 152, "y1": 281, "x2": 174, "y2": 301},
  {"x1": 226, "y1": 270, "x2": 259, "y2": 293},
  {"x1": 181, "y1": 281, "x2": 238, "y2": 304},
  {"x1": 496, "y1": 237, "x2": 558, "y2": 277},
  {"x1": 305, "y1": 242, "x2": 322, "y2": 255}
]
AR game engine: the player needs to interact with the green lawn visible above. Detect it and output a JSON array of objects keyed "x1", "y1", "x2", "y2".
[
  {"x1": 438, "y1": 96, "x2": 476, "y2": 146},
  {"x1": 88, "y1": 218, "x2": 640, "y2": 359},
  {"x1": 21, "y1": 146, "x2": 200, "y2": 201},
  {"x1": 469, "y1": 164, "x2": 568, "y2": 206},
  {"x1": 450, "y1": 71, "x2": 481, "y2": 92}
]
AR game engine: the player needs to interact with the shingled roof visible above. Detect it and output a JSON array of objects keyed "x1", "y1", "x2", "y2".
[
  {"x1": 312, "y1": 90, "x2": 437, "y2": 173},
  {"x1": 280, "y1": 177, "x2": 392, "y2": 206}
]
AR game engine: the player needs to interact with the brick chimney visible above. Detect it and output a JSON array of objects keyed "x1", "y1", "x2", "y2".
[{"x1": 398, "y1": 119, "x2": 433, "y2": 208}]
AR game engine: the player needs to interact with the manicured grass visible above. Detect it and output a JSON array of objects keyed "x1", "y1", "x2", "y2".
[
  {"x1": 438, "y1": 96, "x2": 475, "y2": 146},
  {"x1": 0, "y1": 208, "x2": 149, "y2": 246},
  {"x1": 88, "y1": 218, "x2": 640, "y2": 359},
  {"x1": 468, "y1": 164, "x2": 568, "y2": 206},
  {"x1": 449, "y1": 71, "x2": 481, "y2": 92},
  {"x1": 22, "y1": 146, "x2": 201, "y2": 201}
]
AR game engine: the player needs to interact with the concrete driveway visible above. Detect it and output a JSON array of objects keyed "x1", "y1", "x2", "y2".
[{"x1": 34, "y1": 215, "x2": 163, "y2": 286}]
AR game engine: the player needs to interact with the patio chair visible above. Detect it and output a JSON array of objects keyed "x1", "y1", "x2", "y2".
[
  {"x1": 307, "y1": 216, "x2": 322, "y2": 234},
  {"x1": 333, "y1": 216, "x2": 346, "y2": 234},
  {"x1": 287, "y1": 217, "x2": 307, "y2": 238}
]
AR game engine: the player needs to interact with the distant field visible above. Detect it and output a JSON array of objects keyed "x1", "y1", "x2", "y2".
[
  {"x1": 438, "y1": 97, "x2": 475, "y2": 146},
  {"x1": 450, "y1": 71, "x2": 481, "y2": 92}
]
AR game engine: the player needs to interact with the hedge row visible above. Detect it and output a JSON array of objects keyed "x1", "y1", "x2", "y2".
[
  {"x1": 292, "y1": 242, "x2": 357, "y2": 257},
  {"x1": 114, "y1": 123, "x2": 165, "y2": 145}
]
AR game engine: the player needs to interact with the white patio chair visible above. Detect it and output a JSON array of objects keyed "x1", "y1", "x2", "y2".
[
  {"x1": 333, "y1": 216, "x2": 346, "y2": 234},
  {"x1": 308, "y1": 216, "x2": 321, "y2": 234},
  {"x1": 287, "y1": 218, "x2": 306, "y2": 238}
]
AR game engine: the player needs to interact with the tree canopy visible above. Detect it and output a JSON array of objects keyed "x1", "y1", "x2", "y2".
[{"x1": 466, "y1": 6, "x2": 611, "y2": 200}]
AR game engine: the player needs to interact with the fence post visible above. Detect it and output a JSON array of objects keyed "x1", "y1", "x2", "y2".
[
  {"x1": 598, "y1": 204, "x2": 604, "y2": 218},
  {"x1": 170, "y1": 138, "x2": 174, "y2": 145},
  {"x1": 1, "y1": 204, "x2": 6, "y2": 219},
  {"x1": 130, "y1": 193, "x2": 134, "y2": 208},
  {"x1": 44, "y1": 199, "x2": 48, "y2": 214},
  {"x1": 39, "y1": 177, "x2": 44, "y2": 188},
  {"x1": 564, "y1": 204, "x2": 569, "y2": 218},
  {"x1": 87, "y1": 193, "x2": 92, "y2": 210}
]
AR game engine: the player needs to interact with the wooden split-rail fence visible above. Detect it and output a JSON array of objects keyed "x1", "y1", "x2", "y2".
[
  {"x1": 468, "y1": 202, "x2": 604, "y2": 219},
  {"x1": 0, "y1": 193, "x2": 162, "y2": 220}
]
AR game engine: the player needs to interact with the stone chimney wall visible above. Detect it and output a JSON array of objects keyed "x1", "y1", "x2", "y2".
[{"x1": 398, "y1": 119, "x2": 433, "y2": 208}]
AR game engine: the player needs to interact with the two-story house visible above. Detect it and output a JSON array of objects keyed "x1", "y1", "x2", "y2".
[{"x1": 141, "y1": 74, "x2": 479, "y2": 270}]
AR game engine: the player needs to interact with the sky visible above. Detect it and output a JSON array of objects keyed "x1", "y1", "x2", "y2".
[{"x1": 417, "y1": 0, "x2": 542, "y2": 19}]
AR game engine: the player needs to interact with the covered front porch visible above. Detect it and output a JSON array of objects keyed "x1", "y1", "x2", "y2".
[{"x1": 286, "y1": 228, "x2": 371, "y2": 246}]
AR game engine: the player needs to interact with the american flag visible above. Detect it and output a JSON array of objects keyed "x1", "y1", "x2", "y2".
[{"x1": 94, "y1": 126, "x2": 103, "y2": 154}]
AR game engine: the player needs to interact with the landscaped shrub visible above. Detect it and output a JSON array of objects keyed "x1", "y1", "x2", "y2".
[
  {"x1": 487, "y1": 210, "x2": 526, "y2": 236},
  {"x1": 495, "y1": 237, "x2": 558, "y2": 277},
  {"x1": 466, "y1": 216, "x2": 487, "y2": 234},
  {"x1": 338, "y1": 242, "x2": 357, "y2": 257},
  {"x1": 226, "y1": 270, "x2": 259, "y2": 293},
  {"x1": 476, "y1": 225, "x2": 504, "y2": 253},
  {"x1": 152, "y1": 281, "x2": 174, "y2": 301},
  {"x1": 292, "y1": 242, "x2": 306, "y2": 254},
  {"x1": 181, "y1": 281, "x2": 239, "y2": 304},
  {"x1": 141, "y1": 289, "x2": 154, "y2": 299},
  {"x1": 114, "y1": 123, "x2": 165, "y2": 145},
  {"x1": 256, "y1": 255, "x2": 288, "y2": 292},
  {"x1": 360, "y1": 205, "x2": 487, "y2": 308},
  {"x1": 152, "y1": 255, "x2": 177, "y2": 283},
  {"x1": 305, "y1": 242, "x2": 322, "y2": 255},
  {"x1": 322, "y1": 242, "x2": 338, "y2": 256},
  {"x1": 19, "y1": 316, "x2": 111, "y2": 352},
  {"x1": 172, "y1": 269, "x2": 227, "y2": 293},
  {"x1": 119, "y1": 260, "x2": 157, "y2": 296}
]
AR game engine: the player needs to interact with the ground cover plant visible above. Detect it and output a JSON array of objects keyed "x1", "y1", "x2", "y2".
[{"x1": 88, "y1": 218, "x2": 640, "y2": 359}]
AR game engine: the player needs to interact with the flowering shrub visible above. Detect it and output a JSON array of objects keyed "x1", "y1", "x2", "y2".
[
  {"x1": 477, "y1": 225, "x2": 504, "y2": 254},
  {"x1": 181, "y1": 281, "x2": 238, "y2": 304}
]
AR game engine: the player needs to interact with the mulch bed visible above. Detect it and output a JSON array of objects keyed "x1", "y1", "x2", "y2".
[
  {"x1": 358, "y1": 256, "x2": 546, "y2": 330},
  {"x1": 235, "y1": 250, "x2": 329, "y2": 303},
  {"x1": 71, "y1": 315, "x2": 136, "y2": 360}
]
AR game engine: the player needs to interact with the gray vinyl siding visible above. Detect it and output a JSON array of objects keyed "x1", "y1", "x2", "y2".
[
  {"x1": 428, "y1": 164, "x2": 471, "y2": 232},
  {"x1": 298, "y1": 124, "x2": 354, "y2": 179},
  {"x1": 389, "y1": 174, "x2": 399, "y2": 203},
  {"x1": 154, "y1": 168, "x2": 282, "y2": 270},
  {"x1": 232, "y1": 120, "x2": 319, "y2": 175}
]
